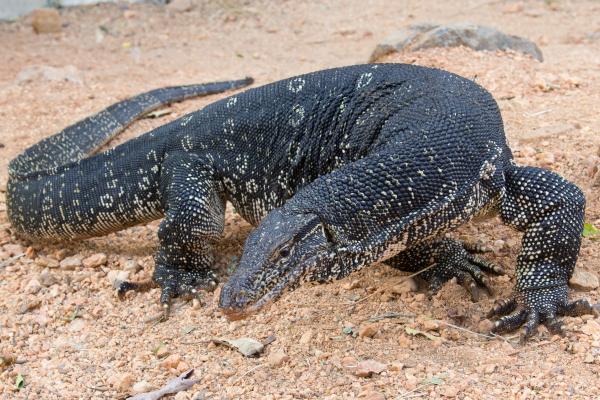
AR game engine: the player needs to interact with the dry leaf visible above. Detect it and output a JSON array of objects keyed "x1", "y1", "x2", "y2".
[
  {"x1": 211, "y1": 337, "x2": 265, "y2": 357},
  {"x1": 354, "y1": 359, "x2": 387, "y2": 377},
  {"x1": 126, "y1": 369, "x2": 198, "y2": 400}
]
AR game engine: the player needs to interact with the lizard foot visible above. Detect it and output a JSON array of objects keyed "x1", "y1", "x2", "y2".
[
  {"x1": 488, "y1": 285, "x2": 600, "y2": 338},
  {"x1": 422, "y1": 239, "x2": 505, "y2": 302},
  {"x1": 117, "y1": 264, "x2": 218, "y2": 319}
]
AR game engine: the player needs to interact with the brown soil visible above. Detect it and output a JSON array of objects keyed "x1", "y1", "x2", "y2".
[{"x1": 1, "y1": 1, "x2": 599, "y2": 399}]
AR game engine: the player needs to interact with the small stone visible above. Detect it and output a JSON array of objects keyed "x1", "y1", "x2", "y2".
[
  {"x1": 3, "y1": 244, "x2": 23, "y2": 256},
  {"x1": 121, "y1": 259, "x2": 141, "y2": 273},
  {"x1": 390, "y1": 278, "x2": 418, "y2": 294},
  {"x1": 25, "y1": 279, "x2": 42, "y2": 294},
  {"x1": 68, "y1": 318, "x2": 86, "y2": 333},
  {"x1": 268, "y1": 351, "x2": 290, "y2": 367},
  {"x1": 413, "y1": 293, "x2": 426, "y2": 302},
  {"x1": 355, "y1": 359, "x2": 386, "y2": 377},
  {"x1": 581, "y1": 320, "x2": 600, "y2": 339},
  {"x1": 343, "y1": 279, "x2": 361, "y2": 290},
  {"x1": 112, "y1": 373, "x2": 134, "y2": 392},
  {"x1": 398, "y1": 334, "x2": 411, "y2": 348},
  {"x1": 31, "y1": 8, "x2": 62, "y2": 34},
  {"x1": 422, "y1": 320, "x2": 440, "y2": 331},
  {"x1": 358, "y1": 323, "x2": 379, "y2": 338},
  {"x1": 569, "y1": 269, "x2": 599, "y2": 291},
  {"x1": 36, "y1": 257, "x2": 59, "y2": 268},
  {"x1": 60, "y1": 255, "x2": 82, "y2": 270},
  {"x1": 155, "y1": 346, "x2": 170, "y2": 358},
  {"x1": 159, "y1": 354, "x2": 182, "y2": 369},
  {"x1": 131, "y1": 381, "x2": 153, "y2": 394},
  {"x1": 502, "y1": 2, "x2": 524, "y2": 13},
  {"x1": 167, "y1": 0, "x2": 195, "y2": 12},
  {"x1": 389, "y1": 361, "x2": 404, "y2": 372},
  {"x1": 440, "y1": 384, "x2": 463, "y2": 397},
  {"x1": 83, "y1": 253, "x2": 107, "y2": 268},
  {"x1": 39, "y1": 271, "x2": 59, "y2": 287},
  {"x1": 221, "y1": 368, "x2": 236, "y2": 378},
  {"x1": 341, "y1": 356, "x2": 358, "y2": 370},
  {"x1": 25, "y1": 246, "x2": 36, "y2": 259},
  {"x1": 299, "y1": 329, "x2": 314, "y2": 345},
  {"x1": 358, "y1": 390, "x2": 386, "y2": 400},
  {"x1": 478, "y1": 319, "x2": 494, "y2": 333}
]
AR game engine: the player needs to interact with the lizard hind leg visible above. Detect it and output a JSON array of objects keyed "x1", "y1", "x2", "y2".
[
  {"x1": 385, "y1": 238, "x2": 505, "y2": 302},
  {"x1": 118, "y1": 152, "x2": 225, "y2": 315},
  {"x1": 491, "y1": 164, "x2": 599, "y2": 337}
]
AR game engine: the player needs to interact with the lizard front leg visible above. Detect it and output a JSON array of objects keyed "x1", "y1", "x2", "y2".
[
  {"x1": 491, "y1": 165, "x2": 598, "y2": 336},
  {"x1": 385, "y1": 238, "x2": 504, "y2": 301},
  {"x1": 119, "y1": 152, "x2": 225, "y2": 315}
]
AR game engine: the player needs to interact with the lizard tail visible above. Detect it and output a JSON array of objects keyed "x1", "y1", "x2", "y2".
[{"x1": 8, "y1": 77, "x2": 254, "y2": 179}]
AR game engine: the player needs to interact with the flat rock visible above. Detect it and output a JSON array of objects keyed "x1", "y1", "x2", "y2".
[
  {"x1": 569, "y1": 269, "x2": 599, "y2": 291},
  {"x1": 16, "y1": 65, "x2": 82, "y2": 85},
  {"x1": 167, "y1": 0, "x2": 195, "y2": 12},
  {"x1": 83, "y1": 253, "x2": 107, "y2": 268},
  {"x1": 59, "y1": 255, "x2": 82, "y2": 270},
  {"x1": 370, "y1": 23, "x2": 543, "y2": 62},
  {"x1": 31, "y1": 8, "x2": 62, "y2": 34}
]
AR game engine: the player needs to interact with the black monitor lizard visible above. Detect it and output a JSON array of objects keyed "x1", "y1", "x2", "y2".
[{"x1": 7, "y1": 65, "x2": 596, "y2": 336}]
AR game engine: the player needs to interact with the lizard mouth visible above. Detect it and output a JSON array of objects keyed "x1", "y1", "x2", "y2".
[{"x1": 220, "y1": 255, "x2": 317, "y2": 321}]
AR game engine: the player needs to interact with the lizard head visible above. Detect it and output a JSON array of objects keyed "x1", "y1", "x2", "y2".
[{"x1": 219, "y1": 207, "x2": 335, "y2": 319}]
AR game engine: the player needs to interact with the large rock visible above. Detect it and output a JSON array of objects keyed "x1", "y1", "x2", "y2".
[
  {"x1": 30, "y1": 8, "x2": 62, "y2": 34},
  {"x1": 370, "y1": 23, "x2": 543, "y2": 62}
]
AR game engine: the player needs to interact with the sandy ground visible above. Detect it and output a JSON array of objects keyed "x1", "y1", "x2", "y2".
[{"x1": 1, "y1": 0, "x2": 600, "y2": 399}]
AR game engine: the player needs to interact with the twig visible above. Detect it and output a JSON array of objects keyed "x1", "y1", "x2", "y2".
[
  {"x1": 349, "y1": 264, "x2": 437, "y2": 306},
  {"x1": 524, "y1": 109, "x2": 552, "y2": 117},
  {"x1": 0, "y1": 253, "x2": 25, "y2": 269},
  {"x1": 231, "y1": 363, "x2": 265, "y2": 385},
  {"x1": 365, "y1": 312, "x2": 415, "y2": 323}
]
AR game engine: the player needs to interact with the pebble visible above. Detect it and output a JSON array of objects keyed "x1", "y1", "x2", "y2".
[
  {"x1": 341, "y1": 356, "x2": 358, "y2": 370},
  {"x1": 358, "y1": 390, "x2": 386, "y2": 400},
  {"x1": 478, "y1": 319, "x2": 494, "y2": 333},
  {"x1": 343, "y1": 279, "x2": 361, "y2": 290},
  {"x1": 83, "y1": 253, "x2": 107, "y2": 268},
  {"x1": 268, "y1": 350, "x2": 290, "y2": 367},
  {"x1": 39, "y1": 271, "x2": 59, "y2": 287},
  {"x1": 132, "y1": 380, "x2": 153, "y2": 394},
  {"x1": 355, "y1": 359, "x2": 386, "y2": 377},
  {"x1": 68, "y1": 318, "x2": 86, "y2": 333},
  {"x1": 299, "y1": 329, "x2": 314, "y2": 345},
  {"x1": 390, "y1": 278, "x2": 418, "y2": 294},
  {"x1": 167, "y1": 0, "x2": 195, "y2": 12},
  {"x1": 569, "y1": 269, "x2": 599, "y2": 291},
  {"x1": 59, "y1": 256, "x2": 82, "y2": 270},
  {"x1": 31, "y1": 8, "x2": 62, "y2": 34},
  {"x1": 36, "y1": 256, "x2": 59, "y2": 268},
  {"x1": 155, "y1": 346, "x2": 170, "y2": 358},
  {"x1": 159, "y1": 354, "x2": 182, "y2": 369},
  {"x1": 421, "y1": 320, "x2": 440, "y2": 332},
  {"x1": 581, "y1": 320, "x2": 600, "y2": 339},
  {"x1": 25, "y1": 279, "x2": 42, "y2": 294},
  {"x1": 109, "y1": 372, "x2": 134, "y2": 392},
  {"x1": 358, "y1": 323, "x2": 379, "y2": 338},
  {"x1": 120, "y1": 258, "x2": 141, "y2": 273},
  {"x1": 3, "y1": 243, "x2": 23, "y2": 256}
]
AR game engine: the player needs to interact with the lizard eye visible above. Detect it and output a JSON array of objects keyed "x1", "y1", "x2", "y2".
[{"x1": 278, "y1": 248, "x2": 290, "y2": 258}]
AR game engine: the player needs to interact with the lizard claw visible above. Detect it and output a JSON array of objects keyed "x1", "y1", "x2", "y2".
[
  {"x1": 423, "y1": 239, "x2": 504, "y2": 302},
  {"x1": 489, "y1": 285, "x2": 597, "y2": 338},
  {"x1": 117, "y1": 264, "x2": 218, "y2": 319}
]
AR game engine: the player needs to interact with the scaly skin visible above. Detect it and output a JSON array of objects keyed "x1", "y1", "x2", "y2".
[
  {"x1": 7, "y1": 64, "x2": 596, "y2": 333},
  {"x1": 217, "y1": 65, "x2": 597, "y2": 336}
]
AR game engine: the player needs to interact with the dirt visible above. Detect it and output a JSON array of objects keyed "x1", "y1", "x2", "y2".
[{"x1": 1, "y1": 0, "x2": 599, "y2": 399}]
